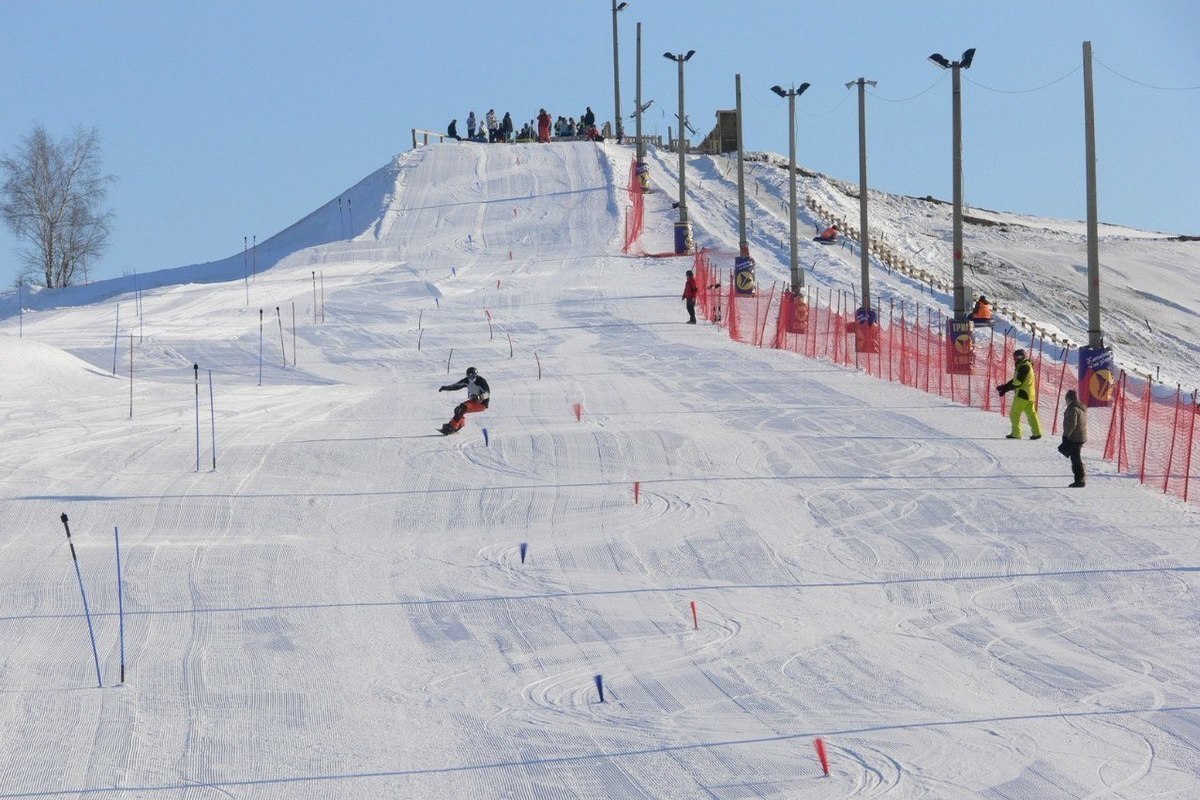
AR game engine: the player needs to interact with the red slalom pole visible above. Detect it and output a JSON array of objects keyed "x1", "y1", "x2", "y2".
[
  {"x1": 690, "y1": 600, "x2": 698, "y2": 630},
  {"x1": 633, "y1": 481, "x2": 640, "y2": 503},
  {"x1": 573, "y1": 402, "x2": 582, "y2": 421},
  {"x1": 814, "y1": 738, "x2": 830, "y2": 776}
]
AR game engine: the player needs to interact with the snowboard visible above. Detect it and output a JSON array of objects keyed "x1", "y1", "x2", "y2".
[{"x1": 438, "y1": 425, "x2": 460, "y2": 436}]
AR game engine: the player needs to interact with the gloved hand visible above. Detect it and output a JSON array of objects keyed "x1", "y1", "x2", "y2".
[
  {"x1": 997, "y1": 385, "x2": 1008, "y2": 397},
  {"x1": 438, "y1": 386, "x2": 448, "y2": 392}
]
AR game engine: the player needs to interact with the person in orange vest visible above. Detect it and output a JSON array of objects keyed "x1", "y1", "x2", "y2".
[
  {"x1": 537, "y1": 108, "x2": 552, "y2": 143},
  {"x1": 814, "y1": 225, "x2": 838, "y2": 243},
  {"x1": 682, "y1": 269, "x2": 698, "y2": 324},
  {"x1": 971, "y1": 295, "x2": 993, "y2": 322}
]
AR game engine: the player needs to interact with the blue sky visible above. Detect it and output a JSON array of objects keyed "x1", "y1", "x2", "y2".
[{"x1": 2, "y1": 0, "x2": 1197, "y2": 285}]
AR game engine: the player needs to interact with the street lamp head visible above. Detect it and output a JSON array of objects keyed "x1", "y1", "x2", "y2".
[
  {"x1": 616, "y1": 1, "x2": 628, "y2": 10},
  {"x1": 770, "y1": 85, "x2": 787, "y2": 98},
  {"x1": 797, "y1": 82, "x2": 811, "y2": 96},
  {"x1": 928, "y1": 53, "x2": 951, "y2": 69},
  {"x1": 684, "y1": 49, "x2": 695, "y2": 61},
  {"x1": 663, "y1": 51, "x2": 676, "y2": 61},
  {"x1": 960, "y1": 47, "x2": 976, "y2": 69}
]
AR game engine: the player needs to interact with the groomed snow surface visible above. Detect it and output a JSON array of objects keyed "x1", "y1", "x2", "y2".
[{"x1": 1, "y1": 142, "x2": 1198, "y2": 798}]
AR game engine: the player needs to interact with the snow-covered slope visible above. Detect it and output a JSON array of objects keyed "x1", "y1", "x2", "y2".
[{"x1": 0, "y1": 142, "x2": 1197, "y2": 798}]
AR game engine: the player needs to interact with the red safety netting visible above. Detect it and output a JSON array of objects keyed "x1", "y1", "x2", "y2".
[
  {"x1": 622, "y1": 159, "x2": 644, "y2": 254},
  {"x1": 690, "y1": 248, "x2": 1199, "y2": 503}
]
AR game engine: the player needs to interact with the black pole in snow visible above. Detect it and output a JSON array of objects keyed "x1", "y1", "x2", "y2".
[{"x1": 60, "y1": 513, "x2": 103, "y2": 688}]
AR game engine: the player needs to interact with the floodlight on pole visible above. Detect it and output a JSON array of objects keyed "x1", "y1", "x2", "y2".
[
  {"x1": 611, "y1": 1, "x2": 628, "y2": 142},
  {"x1": 664, "y1": 49, "x2": 696, "y2": 254},
  {"x1": 771, "y1": 81, "x2": 811, "y2": 291},
  {"x1": 928, "y1": 47, "x2": 976, "y2": 320}
]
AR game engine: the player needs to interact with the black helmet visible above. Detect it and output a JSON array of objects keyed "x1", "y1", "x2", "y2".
[
  {"x1": 466, "y1": 367, "x2": 477, "y2": 376},
  {"x1": 1013, "y1": 349, "x2": 1025, "y2": 360}
]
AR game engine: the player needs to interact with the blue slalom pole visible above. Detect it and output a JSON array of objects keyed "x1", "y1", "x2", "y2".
[
  {"x1": 594, "y1": 674, "x2": 605, "y2": 703},
  {"x1": 59, "y1": 513, "x2": 102, "y2": 688},
  {"x1": 114, "y1": 526, "x2": 126, "y2": 684}
]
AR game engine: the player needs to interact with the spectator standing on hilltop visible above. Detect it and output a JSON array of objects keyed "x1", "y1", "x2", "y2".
[
  {"x1": 502, "y1": 112, "x2": 513, "y2": 143},
  {"x1": 682, "y1": 269, "x2": 698, "y2": 324},
  {"x1": 447, "y1": 119, "x2": 461, "y2": 141},
  {"x1": 537, "y1": 108, "x2": 552, "y2": 143},
  {"x1": 466, "y1": 111, "x2": 476, "y2": 139},
  {"x1": 583, "y1": 106, "x2": 596, "y2": 128},
  {"x1": 486, "y1": 109, "x2": 499, "y2": 143}
]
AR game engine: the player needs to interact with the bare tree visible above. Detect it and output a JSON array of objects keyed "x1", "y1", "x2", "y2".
[{"x1": 1, "y1": 125, "x2": 115, "y2": 288}]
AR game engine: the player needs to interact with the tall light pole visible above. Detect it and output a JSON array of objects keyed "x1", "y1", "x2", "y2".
[
  {"x1": 611, "y1": 1, "x2": 628, "y2": 142},
  {"x1": 928, "y1": 47, "x2": 975, "y2": 320},
  {"x1": 665, "y1": 49, "x2": 695, "y2": 255},
  {"x1": 1079, "y1": 40, "x2": 1113, "y2": 406},
  {"x1": 846, "y1": 77, "x2": 877, "y2": 313},
  {"x1": 771, "y1": 82, "x2": 810, "y2": 291}
]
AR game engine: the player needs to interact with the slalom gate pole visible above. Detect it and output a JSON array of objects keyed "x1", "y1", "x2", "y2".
[
  {"x1": 508, "y1": 333, "x2": 513, "y2": 358},
  {"x1": 243, "y1": 237, "x2": 249, "y2": 304},
  {"x1": 111, "y1": 304, "x2": 120, "y2": 375},
  {"x1": 312, "y1": 272, "x2": 318, "y2": 324},
  {"x1": 291, "y1": 302, "x2": 297, "y2": 366},
  {"x1": 59, "y1": 513, "x2": 103, "y2": 688},
  {"x1": 535, "y1": 352, "x2": 542, "y2": 380},
  {"x1": 347, "y1": 198, "x2": 353, "y2": 234},
  {"x1": 208, "y1": 369, "x2": 217, "y2": 470},
  {"x1": 193, "y1": 365, "x2": 200, "y2": 472},
  {"x1": 814, "y1": 738, "x2": 830, "y2": 775},
  {"x1": 129, "y1": 335, "x2": 134, "y2": 420},
  {"x1": 258, "y1": 309, "x2": 263, "y2": 386},
  {"x1": 275, "y1": 307, "x2": 286, "y2": 367},
  {"x1": 690, "y1": 600, "x2": 698, "y2": 629},
  {"x1": 252, "y1": 235, "x2": 257, "y2": 280},
  {"x1": 114, "y1": 526, "x2": 125, "y2": 684},
  {"x1": 486, "y1": 309, "x2": 493, "y2": 341},
  {"x1": 594, "y1": 674, "x2": 605, "y2": 703},
  {"x1": 519, "y1": 542, "x2": 528, "y2": 563},
  {"x1": 447, "y1": 348, "x2": 454, "y2": 374}
]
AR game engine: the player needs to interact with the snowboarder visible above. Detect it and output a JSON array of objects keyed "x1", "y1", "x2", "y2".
[
  {"x1": 682, "y1": 269, "x2": 698, "y2": 324},
  {"x1": 438, "y1": 367, "x2": 491, "y2": 434},
  {"x1": 997, "y1": 348, "x2": 1043, "y2": 440},
  {"x1": 1059, "y1": 388, "x2": 1088, "y2": 487}
]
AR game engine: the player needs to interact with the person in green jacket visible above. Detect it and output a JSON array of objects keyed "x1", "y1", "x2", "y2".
[{"x1": 997, "y1": 348, "x2": 1043, "y2": 440}]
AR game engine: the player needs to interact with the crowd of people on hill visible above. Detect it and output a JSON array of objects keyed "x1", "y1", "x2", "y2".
[{"x1": 447, "y1": 105, "x2": 605, "y2": 144}]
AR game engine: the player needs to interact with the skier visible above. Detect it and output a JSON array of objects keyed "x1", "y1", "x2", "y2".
[
  {"x1": 438, "y1": 367, "x2": 491, "y2": 434},
  {"x1": 997, "y1": 348, "x2": 1043, "y2": 440},
  {"x1": 466, "y1": 111, "x2": 477, "y2": 139},
  {"x1": 682, "y1": 269, "x2": 698, "y2": 324}
]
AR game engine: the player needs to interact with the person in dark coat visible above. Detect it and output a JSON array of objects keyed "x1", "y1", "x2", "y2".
[
  {"x1": 1059, "y1": 388, "x2": 1088, "y2": 487},
  {"x1": 447, "y1": 119, "x2": 461, "y2": 141},
  {"x1": 583, "y1": 106, "x2": 596, "y2": 128},
  {"x1": 682, "y1": 269, "x2": 698, "y2": 324},
  {"x1": 466, "y1": 111, "x2": 477, "y2": 139},
  {"x1": 438, "y1": 367, "x2": 491, "y2": 434},
  {"x1": 501, "y1": 112, "x2": 514, "y2": 142}
]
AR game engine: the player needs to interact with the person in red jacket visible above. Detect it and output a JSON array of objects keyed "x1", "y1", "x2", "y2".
[
  {"x1": 682, "y1": 269, "x2": 698, "y2": 324},
  {"x1": 537, "y1": 108, "x2": 552, "y2": 143}
]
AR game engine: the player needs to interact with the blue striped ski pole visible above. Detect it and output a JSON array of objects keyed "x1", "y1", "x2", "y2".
[{"x1": 59, "y1": 513, "x2": 102, "y2": 688}]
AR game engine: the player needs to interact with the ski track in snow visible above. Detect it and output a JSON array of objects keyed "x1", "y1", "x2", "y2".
[{"x1": 0, "y1": 141, "x2": 1197, "y2": 798}]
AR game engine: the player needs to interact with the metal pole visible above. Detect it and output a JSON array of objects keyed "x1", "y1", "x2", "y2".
[
  {"x1": 59, "y1": 513, "x2": 103, "y2": 689},
  {"x1": 676, "y1": 56, "x2": 688, "y2": 229},
  {"x1": 951, "y1": 63, "x2": 966, "y2": 319},
  {"x1": 635, "y1": 22, "x2": 644, "y2": 163},
  {"x1": 1083, "y1": 41, "x2": 1103, "y2": 348},
  {"x1": 611, "y1": 1, "x2": 625, "y2": 142},
  {"x1": 852, "y1": 78, "x2": 877, "y2": 312},
  {"x1": 735, "y1": 74, "x2": 748, "y2": 258},
  {"x1": 787, "y1": 90, "x2": 799, "y2": 290}
]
